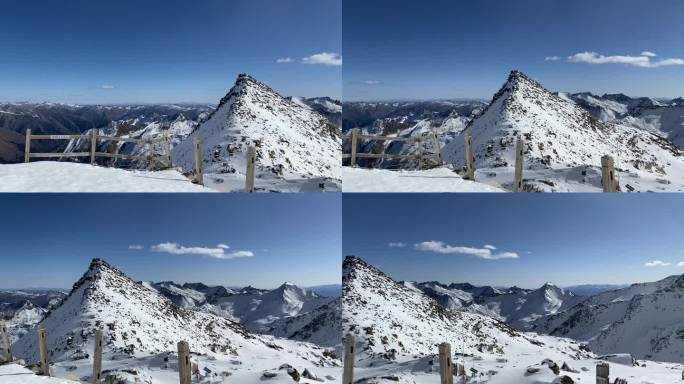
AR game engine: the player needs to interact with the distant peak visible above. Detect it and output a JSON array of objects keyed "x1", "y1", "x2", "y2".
[{"x1": 88, "y1": 258, "x2": 113, "y2": 272}]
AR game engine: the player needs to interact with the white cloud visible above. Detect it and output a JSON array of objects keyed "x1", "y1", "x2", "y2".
[
  {"x1": 388, "y1": 242, "x2": 407, "y2": 248},
  {"x1": 363, "y1": 80, "x2": 382, "y2": 85},
  {"x1": 100, "y1": 85, "x2": 115, "y2": 89},
  {"x1": 128, "y1": 245, "x2": 143, "y2": 250},
  {"x1": 229, "y1": 250, "x2": 254, "y2": 258},
  {"x1": 567, "y1": 51, "x2": 684, "y2": 68},
  {"x1": 483, "y1": 244, "x2": 497, "y2": 250},
  {"x1": 414, "y1": 241, "x2": 519, "y2": 260},
  {"x1": 644, "y1": 260, "x2": 672, "y2": 267},
  {"x1": 150, "y1": 242, "x2": 254, "y2": 259},
  {"x1": 677, "y1": 262, "x2": 684, "y2": 267},
  {"x1": 545, "y1": 56, "x2": 561, "y2": 61},
  {"x1": 302, "y1": 52, "x2": 342, "y2": 66},
  {"x1": 276, "y1": 57, "x2": 293, "y2": 63}
]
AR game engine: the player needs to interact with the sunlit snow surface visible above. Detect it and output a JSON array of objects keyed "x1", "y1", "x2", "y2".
[
  {"x1": 0, "y1": 162, "x2": 212, "y2": 192},
  {"x1": 342, "y1": 167, "x2": 504, "y2": 192}
]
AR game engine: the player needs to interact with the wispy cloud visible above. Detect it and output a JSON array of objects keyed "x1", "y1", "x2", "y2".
[
  {"x1": 678, "y1": 262, "x2": 684, "y2": 267},
  {"x1": 388, "y1": 242, "x2": 406, "y2": 248},
  {"x1": 414, "y1": 241, "x2": 519, "y2": 260},
  {"x1": 483, "y1": 244, "x2": 497, "y2": 250},
  {"x1": 302, "y1": 52, "x2": 342, "y2": 66},
  {"x1": 276, "y1": 57, "x2": 293, "y2": 64},
  {"x1": 567, "y1": 51, "x2": 684, "y2": 68},
  {"x1": 544, "y1": 56, "x2": 561, "y2": 61},
  {"x1": 128, "y1": 244, "x2": 143, "y2": 250},
  {"x1": 363, "y1": 80, "x2": 382, "y2": 85},
  {"x1": 150, "y1": 242, "x2": 254, "y2": 259},
  {"x1": 644, "y1": 260, "x2": 672, "y2": 267},
  {"x1": 100, "y1": 85, "x2": 115, "y2": 89}
]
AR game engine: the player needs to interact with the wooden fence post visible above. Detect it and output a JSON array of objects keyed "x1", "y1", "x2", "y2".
[
  {"x1": 164, "y1": 131, "x2": 173, "y2": 169},
  {"x1": 596, "y1": 362, "x2": 609, "y2": 384},
  {"x1": 514, "y1": 136, "x2": 525, "y2": 192},
  {"x1": 24, "y1": 129, "x2": 31, "y2": 163},
  {"x1": 465, "y1": 132, "x2": 475, "y2": 180},
  {"x1": 177, "y1": 341, "x2": 191, "y2": 384},
  {"x1": 431, "y1": 131, "x2": 442, "y2": 165},
  {"x1": 1, "y1": 320, "x2": 11, "y2": 362},
  {"x1": 193, "y1": 137, "x2": 203, "y2": 186},
  {"x1": 92, "y1": 329, "x2": 102, "y2": 384},
  {"x1": 38, "y1": 323, "x2": 49, "y2": 376},
  {"x1": 343, "y1": 334, "x2": 355, "y2": 384},
  {"x1": 245, "y1": 146, "x2": 256, "y2": 193},
  {"x1": 601, "y1": 155, "x2": 616, "y2": 192},
  {"x1": 90, "y1": 130, "x2": 97, "y2": 165},
  {"x1": 417, "y1": 137, "x2": 424, "y2": 170},
  {"x1": 438, "y1": 342, "x2": 454, "y2": 384},
  {"x1": 350, "y1": 129, "x2": 359, "y2": 167}
]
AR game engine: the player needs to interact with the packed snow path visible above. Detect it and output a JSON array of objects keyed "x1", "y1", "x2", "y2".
[
  {"x1": 342, "y1": 166, "x2": 505, "y2": 192},
  {"x1": 0, "y1": 162, "x2": 213, "y2": 192}
]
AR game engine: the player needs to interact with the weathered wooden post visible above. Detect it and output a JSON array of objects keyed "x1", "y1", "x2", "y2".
[
  {"x1": 464, "y1": 132, "x2": 475, "y2": 180},
  {"x1": 350, "y1": 129, "x2": 359, "y2": 167},
  {"x1": 1, "y1": 320, "x2": 11, "y2": 362},
  {"x1": 417, "y1": 137, "x2": 424, "y2": 170},
  {"x1": 343, "y1": 334, "x2": 355, "y2": 384},
  {"x1": 38, "y1": 323, "x2": 49, "y2": 376},
  {"x1": 245, "y1": 146, "x2": 256, "y2": 193},
  {"x1": 24, "y1": 129, "x2": 32, "y2": 163},
  {"x1": 193, "y1": 137, "x2": 204, "y2": 186},
  {"x1": 596, "y1": 362, "x2": 609, "y2": 384},
  {"x1": 601, "y1": 155, "x2": 616, "y2": 192},
  {"x1": 514, "y1": 136, "x2": 525, "y2": 192},
  {"x1": 431, "y1": 131, "x2": 442, "y2": 165},
  {"x1": 90, "y1": 130, "x2": 97, "y2": 165},
  {"x1": 438, "y1": 342, "x2": 454, "y2": 384},
  {"x1": 164, "y1": 131, "x2": 173, "y2": 169},
  {"x1": 177, "y1": 341, "x2": 191, "y2": 384},
  {"x1": 92, "y1": 329, "x2": 103, "y2": 384}
]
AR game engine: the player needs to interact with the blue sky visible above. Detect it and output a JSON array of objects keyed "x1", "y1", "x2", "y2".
[
  {"x1": 0, "y1": 0, "x2": 341, "y2": 104},
  {"x1": 0, "y1": 194, "x2": 341, "y2": 289},
  {"x1": 343, "y1": 0, "x2": 684, "y2": 101},
  {"x1": 344, "y1": 194, "x2": 684, "y2": 288}
]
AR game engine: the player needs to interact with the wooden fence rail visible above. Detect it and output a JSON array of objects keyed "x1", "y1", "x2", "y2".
[
  {"x1": 24, "y1": 128, "x2": 171, "y2": 168},
  {"x1": 92, "y1": 329, "x2": 103, "y2": 384},
  {"x1": 341, "y1": 129, "x2": 442, "y2": 169}
]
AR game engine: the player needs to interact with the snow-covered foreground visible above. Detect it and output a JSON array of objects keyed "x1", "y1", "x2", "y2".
[
  {"x1": 203, "y1": 172, "x2": 341, "y2": 192},
  {"x1": 342, "y1": 166, "x2": 504, "y2": 192},
  {"x1": 0, "y1": 162, "x2": 213, "y2": 192},
  {"x1": 354, "y1": 353, "x2": 684, "y2": 384}
]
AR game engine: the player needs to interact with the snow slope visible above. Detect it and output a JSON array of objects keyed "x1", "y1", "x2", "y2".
[
  {"x1": 534, "y1": 274, "x2": 684, "y2": 363},
  {"x1": 442, "y1": 70, "x2": 684, "y2": 192},
  {"x1": 0, "y1": 162, "x2": 212, "y2": 192},
  {"x1": 342, "y1": 166, "x2": 505, "y2": 192},
  {"x1": 266, "y1": 298, "x2": 341, "y2": 348},
  {"x1": 0, "y1": 364, "x2": 76, "y2": 384},
  {"x1": 172, "y1": 74, "x2": 341, "y2": 184}
]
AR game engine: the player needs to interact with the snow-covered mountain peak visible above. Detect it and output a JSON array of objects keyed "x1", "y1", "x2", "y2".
[{"x1": 171, "y1": 73, "x2": 341, "y2": 181}]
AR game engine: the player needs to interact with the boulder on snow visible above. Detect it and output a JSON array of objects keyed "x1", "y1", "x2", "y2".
[
  {"x1": 552, "y1": 375, "x2": 574, "y2": 384},
  {"x1": 302, "y1": 368, "x2": 324, "y2": 382},
  {"x1": 542, "y1": 358, "x2": 560, "y2": 375},
  {"x1": 561, "y1": 362, "x2": 579, "y2": 373}
]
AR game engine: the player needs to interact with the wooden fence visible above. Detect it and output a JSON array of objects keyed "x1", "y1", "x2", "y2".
[
  {"x1": 4, "y1": 323, "x2": 198, "y2": 384},
  {"x1": 342, "y1": 129, "x2": 443, "y2": 169},
  {"x1": 24, "y1": 129, "x2": 172, "y2": 169},
  {"x1": 342, "y1": 335, "x2": 631, "y2": 383}
]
